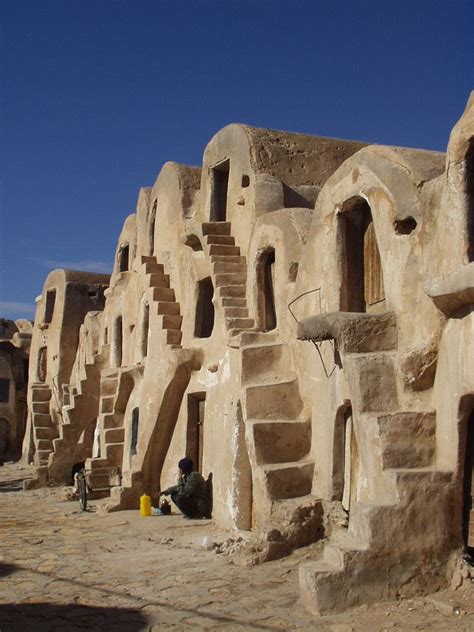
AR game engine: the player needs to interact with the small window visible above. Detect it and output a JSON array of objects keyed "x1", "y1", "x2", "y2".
[
  {"x1": 44, "y1": 289, "x2": 56, "y2": 324},
  {"x1": 241, "y1": 175, "x2": 250, "y2": 188},
  {"x1": 0, "y1": 378, "x2": 10, "y2": 403}
]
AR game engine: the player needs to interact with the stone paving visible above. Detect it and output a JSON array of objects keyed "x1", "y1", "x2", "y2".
[{"x1": 1, "y1": 462, "x2": 474, "y2": 631}]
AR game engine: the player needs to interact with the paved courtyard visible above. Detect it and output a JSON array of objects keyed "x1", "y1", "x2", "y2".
[{"x1": 0, "y1": 462, "x2": 473, "y2": 631}]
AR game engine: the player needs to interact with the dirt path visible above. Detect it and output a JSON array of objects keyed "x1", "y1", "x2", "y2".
[{"x1": 0, "y1": 462, "x2": 473, "y2": 631}]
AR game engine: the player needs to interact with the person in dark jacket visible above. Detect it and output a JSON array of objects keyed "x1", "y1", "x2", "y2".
[{"x1": 158, "y1": 457, "x2": 210, "y2": 519}]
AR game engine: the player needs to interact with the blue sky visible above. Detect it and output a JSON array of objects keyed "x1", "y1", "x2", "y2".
[{"x1": 1, "y1": 0, "x2": 473, "y2": 320}]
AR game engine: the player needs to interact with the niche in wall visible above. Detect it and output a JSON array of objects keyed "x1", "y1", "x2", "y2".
[{"x1": 194, "y1": 277, "x2": 214, "y2": 338}]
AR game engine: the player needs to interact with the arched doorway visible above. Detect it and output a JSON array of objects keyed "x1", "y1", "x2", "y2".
[
  {"x1": 257, "y1": 248, "x2": 277, "y2": 332},
  {"x1": 338, "y1": 197, "x2": 385, "y2": 313},
  {"x1": 210, "y1": 159, "x2": 230, "y2": 222}
]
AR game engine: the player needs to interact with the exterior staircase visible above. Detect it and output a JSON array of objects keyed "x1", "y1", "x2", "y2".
[
  {"x1": 202, "y1": 222, "x2": 255, "y2": 341},
  {"x1": 240, "y1": 331, "x2": 317, "y2": 530},
  {"x1": 141, "y1": 256, "x2": 182, "y2": 347},
  {"x1": 30, "y1": 384, "x2": 56, "y2": 467},
  {"x1": 297, "y1": 315, "x2": 444, "y2": 614},
  {"x1": 85, "y1": 370, "x2": 123, "y2": 491}
]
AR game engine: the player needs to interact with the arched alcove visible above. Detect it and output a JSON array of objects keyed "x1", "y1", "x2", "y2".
[{"x1": 338, "y1": 197, "x2": 385, "y2": 313}]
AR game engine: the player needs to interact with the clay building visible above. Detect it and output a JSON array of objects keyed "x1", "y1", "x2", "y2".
[
  {"x1": 22, "y1": 93, "x2": 474, "y2": 614},
  {"x1": 22, "y1": 270, "x2": 109, "y2": 481},
  {"x1": 0, "y1": 318, "x2": 32, "y2": 460}
]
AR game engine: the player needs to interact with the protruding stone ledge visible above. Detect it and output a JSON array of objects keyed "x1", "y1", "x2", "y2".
[
  {"x1": 297, "y1": 311, "x2": 398, "y2": 353},
  {"x1": 425, "y1": 262, "x2": 474, "y2": 316}
]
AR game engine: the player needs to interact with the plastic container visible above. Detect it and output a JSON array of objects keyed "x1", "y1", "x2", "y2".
[{"x1": 140, "y1": 493, "x2": 152, "y2": 517}]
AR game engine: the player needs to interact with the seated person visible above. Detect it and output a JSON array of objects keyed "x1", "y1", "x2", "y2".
[{"x1": 158, "y1": 457, "x2": 210, "y2": 519}]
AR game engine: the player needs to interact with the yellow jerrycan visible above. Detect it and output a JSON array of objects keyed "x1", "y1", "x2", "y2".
[{"x1": 140, "y1": 493, "x2": 152, "y2": 517}]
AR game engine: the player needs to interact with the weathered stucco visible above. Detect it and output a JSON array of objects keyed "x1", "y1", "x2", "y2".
[{"x1": 22, "y1": 93, "x2": 474, "y2": 614}]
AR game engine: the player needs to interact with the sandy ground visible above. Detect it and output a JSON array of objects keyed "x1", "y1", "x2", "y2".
[{"x1": 0, "y1": 461, "x2": 473, "y2": 631}]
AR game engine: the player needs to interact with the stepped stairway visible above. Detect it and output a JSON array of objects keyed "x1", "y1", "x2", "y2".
[
  {"x1": 202, "y1": 222, "x2": 255, "y2": 341},
  {"x1": 240, "y1": 331, "x2": 317, "y2": 529},
  {"x1": 141, "y1": 255, "x2": 182, "y2": 346},
  {"x1": 85, "y1": 370, "x2": 124, "y2": 490},
  {"x1": 298, "y1": 326, "x2": 441, "y2": 614},
  {"x1": 43, "y1": 358, "x2": 101, "y2": 482},
  {"x1": 30, "y1": 384, "x2": 56, "y2": 467}
]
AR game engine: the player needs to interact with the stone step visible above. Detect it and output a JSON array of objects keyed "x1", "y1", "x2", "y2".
[
  {"x1": 34, "y1": 426, "x2": 55, "y2": 440},
  {"x1": 85, "y1": 457, "x2": 111, "y2": 470},
  {"x1": 148, "y1": 272, "x2": 170, "y2": 288},
  {"x1": 209, "y1": 244, "x2": 240, "y2": 257},
  {"x1": 160, "y1": 314, "x2": 182, "y2": 330},
  {"x1": 100, "y1": 396, "x2": 115, "y2": 414},
  {"x1": 246, "y1": 378, "x2": 304, "y2": 420},
  {"x1": 31, "y1": 387, "x2": 52, "y2": 402},
  {"x1": 249, "y1": 419, "x2": 311, "y2": 464},
  {"x1": 106, "y1": 443, "x2": 124, "y2": 466},
  {"x1": 221, "y1": 297, "x2": 247, "y2": 308},
  {"x1": 263, "y1": 460, "x2": 314, "y2": 500},
  {"x1": 213, "y1": 261, "x2": 247, "y2": 275},
  {"x1": 377, "y1": 411, "x2": 436, "y2": 469},
  {"x1": 36, "y1": 438, "x2": 53, "y2": 451},
  {"x1": 32, "y1": 401, "x2": 50, "y2": 414},
  {"x1": 157, "y1": 301, "x2": 180, "y2": 316},
  {"x1": 86, "y1": 473, "x2": 114, "y2": 490},
  {"x1": 211, "y1": 255, "x2": 246, "y2": 265},
  {"x1": 141, "y1": 255, "x2": 157, "y2": 265},
  {"x1": 202, "y1": 221, "x2": 231, "y2": 236},
  {"x1": 104, "y1": 427, "x2": 125, "y2": 444},
  {"x1": 226, "y1": 317, "x2": 254, "y2": 330},
  {"x1": 166, "y1": 329, "x2": 182, "y2": 346},
  {"x1": 240, "y1": 331, "x2": 279, "y2": 347},
  {"x1": 101, "y1": 377, "x2": 118, "y2": 397},
  {"x1": 224, "y1": 306, "x2": 249, "y2": 318},
  {"x1": 36, "y1": 450, "x2": 52, "y2": 464},
  {"x1": 143, "y1": 261, "x2": 164, "y2": 274},
  {"x1": 103, "y1": 413, "x2": 120, "y2": 429},
  {"x1": 32, "y1": 413, "x2": 53, "y2": 428},
  {"x1": 206, "y1": 234, "x2": 235, "y2": 245},
  {"x1": 215, "y1": 272, "x2": 246, "y2": 288},
  {"x1": 152, "y1": 287, "x2": 175, "y2": 302},
  {"x1": 218, "y1": 285, "x2": 246, "y2": 298},
  {"x1": 241, "y1": 343, "x2": 291, "y2": 385}
]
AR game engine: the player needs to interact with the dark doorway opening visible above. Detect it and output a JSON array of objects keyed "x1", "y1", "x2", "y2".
[
  {"x1": 44, "y1": 289, "x2": 56, "y2": 324},
  {"x1": 186, "y1": 393, "x2": 205, "y2": 473},
  {"x1": 113, "y1": 317, "x2": 123, "y2": 367},
  {"x1": 148, "y1": 201, "x2": 157, "y2": 256},
  {"x1": 0, "y1": 418, "x2": 10, "y2": 455},
  {"x1": 257, "y1": 248, "x2": 277, "y2": 331},
  {"x1": 130, "y1": 407, "x2": 139, "y2": 457},
  {"x1": 118, "y1": 245, "x2": 129, "y2": 272},
  {"x1": 194, "y1": 277, "x2": 214, "y2": 338},
  {"x1": 141, "y1": 303, "x2": 149, "y2": 358},
  {"x1": 339, "y1": 197, "x2": 385, "y2": 313},
  {"x1": 210, "y1": 159, "x2": 230, "y2": 222},
  {"x1": 463, "y1": 408, "x2": 474, "y2": 551}
]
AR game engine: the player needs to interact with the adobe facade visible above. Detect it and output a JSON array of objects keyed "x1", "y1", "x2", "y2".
[
  {"x1": 0, "y1": 318, "x2": 32, "y2": 460},
  {"x1": 22, "y1": 93, "x2": 474, "y2": 613}
]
